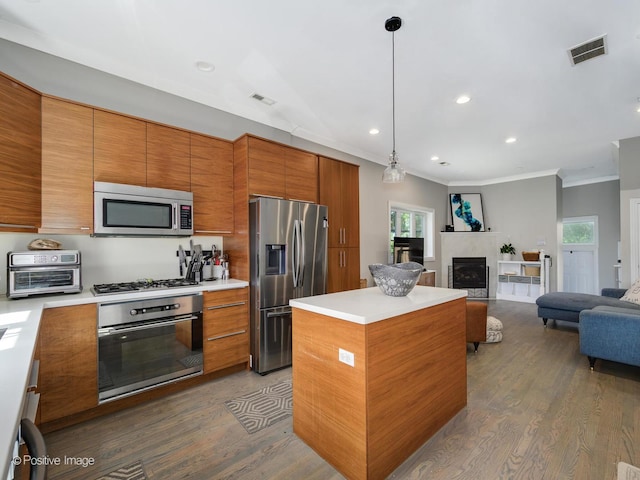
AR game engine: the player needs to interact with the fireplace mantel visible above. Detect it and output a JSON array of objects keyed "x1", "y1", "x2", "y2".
[{"x1": 440, "y1": 232, "x2": 499, "y2": 297}]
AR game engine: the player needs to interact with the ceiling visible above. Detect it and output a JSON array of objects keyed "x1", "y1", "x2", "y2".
[{"x1": 1, "y1": 0, "x2": 639, "y2": 187}]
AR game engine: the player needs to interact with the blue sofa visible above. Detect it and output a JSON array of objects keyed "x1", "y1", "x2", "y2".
[
  {"x1": 579, "y1": 305, "x2": 640, "y2": 370},
  {"x1": 536, "y1": 288, "x2": 640, "y2": 326}
]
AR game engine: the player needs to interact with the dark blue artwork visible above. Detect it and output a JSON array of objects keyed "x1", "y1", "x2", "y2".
[{"x1": 450, "y1": 194, "x2": 484, "y2": 232}]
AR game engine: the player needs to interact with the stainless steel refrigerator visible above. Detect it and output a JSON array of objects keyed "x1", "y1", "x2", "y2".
[{"x1": 249, "y1": 197, "x2": 328, "y2": 374}]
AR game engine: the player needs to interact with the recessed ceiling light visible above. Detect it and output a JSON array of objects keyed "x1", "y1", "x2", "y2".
[
  {"x1": 456, "y1": 95, "x2": 471, "y2": 104},
  {"x1": 195, "y1": 61, "x2": 215, "y2": 72},
  {"x1": 430, "y1": 156, "x2": 439, "y2": 161},
  {"x1": 439, "y1": 161, "x2": 450, "y2": 166},
  {"x1": 369, "y1": 128, "x2": 380, "y2": 135},
  {"x1": 505, "y1": 137, "x2": 517, "y2": 144}
]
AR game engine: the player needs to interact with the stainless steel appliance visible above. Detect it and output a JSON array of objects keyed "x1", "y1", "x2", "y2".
[
  {"x1": 97, "y1": 293, "x2": 203, "y2": 402},
  {"x1": 7, "y1": 250, "x2": 82, "y2": 298},
  {"x1": 249, "y1": 197, "x2": 328, "y2": 374},
  {"x1": 91, "y1": 278, "x2": 199, "y2": 296},
  {"x1": 94, "y1": 181, "x2": 194, "y2": 236}
]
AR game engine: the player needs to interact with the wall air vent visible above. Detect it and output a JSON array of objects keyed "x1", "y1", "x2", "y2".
[
  {"x1": 568, "y1": 34, "x2": 607, "y2": 66},
  {"x1": 250, "y1": 93, "x2": 276, "y2": 106}
]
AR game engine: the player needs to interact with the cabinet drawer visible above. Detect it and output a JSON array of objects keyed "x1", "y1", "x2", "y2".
[
  {"x1": 498, "y1": 275, "x2": 509, "y2": 282},
  {"x1": 204, "y1": 303, "x2": 248, "y2": 337},
  {"x1": 203, "y1": 287, "x2": 247, "y2": 308},
  {"x1": 203, "y1": 330, "x2": 249, "y2": 373},
  {"x1": 509, "y1": 276, "x2": 532, "y2": 284}
]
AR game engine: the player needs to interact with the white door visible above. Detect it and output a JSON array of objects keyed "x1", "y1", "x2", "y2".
[
  {"x1": 562, "y1": 216, "x2": 598, "y2": 294},
  {"x1": 563, "y1": 248, "x2": 597, "y2": 293}
]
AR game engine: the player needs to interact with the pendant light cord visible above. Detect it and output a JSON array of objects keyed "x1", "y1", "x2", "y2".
[{"x1": 391, "y1": 29, "x2": 396, "y2": 158}]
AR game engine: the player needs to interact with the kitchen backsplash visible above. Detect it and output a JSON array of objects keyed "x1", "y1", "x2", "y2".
[{"x1": 0, "y1": 233, "x2": 224, "y2": 295}]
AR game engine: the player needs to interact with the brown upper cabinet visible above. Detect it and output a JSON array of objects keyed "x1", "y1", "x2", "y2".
[
  {"x1": 94, "y1": 109, "x2": 147, "y2": 186},
  {"x1": 319, "y1": 156, "x2": 360, "y2": 293},
  {"x1": 242, "y1": 135, "x2": 318, "y2": 203},
  {"x1": 40, "y1": 96, "x2": 94, "y2": 234},
  {"x1": 285, "y1": 146, "x2": 319, "y2": 204},
  {"x1": 147, "y1": 123, "x2": 191, "y2": 191},
  {"x1": 319, "y1": 156, "x2": 360, "y2": 248},
  {"x1": 0, "y1": 74, "x2": 41, "y2": 231},
  {"x1": 191, "y1": 133, "x2": 234, "y2": 235},
  {"x1": 94, "y1": 109, "x2": 193, "y2": 190}
]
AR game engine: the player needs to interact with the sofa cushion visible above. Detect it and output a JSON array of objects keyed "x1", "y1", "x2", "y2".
[
  {"x1": 620, "y1": 279, "x2": 640, "y2": 305},
  {"x1": 536, "y1": 292, "x2": 640, "y2": 313}
]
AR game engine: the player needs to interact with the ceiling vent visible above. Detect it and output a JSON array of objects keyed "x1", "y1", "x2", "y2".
[
  {"x1": 250, "y1": 93, "x2": 276, "y2": 106},
  {"x1": 568, "y1": 34, "x2": 607, "y2": 66}
]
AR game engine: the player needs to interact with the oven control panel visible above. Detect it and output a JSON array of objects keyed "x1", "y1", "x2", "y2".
[{"x1": 8, "y1": 250, "x2": 81, "y2": 267}]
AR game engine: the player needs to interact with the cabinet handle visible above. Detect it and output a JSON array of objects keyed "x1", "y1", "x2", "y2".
[
  {"x1": 0, "y1": 223, "x2": 37, "y2": 229},
  {"x1": 196, "y1": 230, "x2": 232, "y2": 234},
  {"x1": 207, "y1": 330, "x2": 246, "y2": 341},
  {"x1": 207, "y1": 301, "x2": 246, "y2": 310},
  {"x1": 80, "y1": 226, "x2": 90, "y2": 230}
]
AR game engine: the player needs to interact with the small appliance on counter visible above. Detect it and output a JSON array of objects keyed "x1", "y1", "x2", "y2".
[{"x1": 7, "y1": 250, "x2": 82, "y2": 298}]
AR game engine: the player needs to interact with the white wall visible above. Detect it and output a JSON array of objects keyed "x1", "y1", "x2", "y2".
[
  {"x1": 562, "y1": 180, "x2": 620, "y2": 290},
  {"x1": 0, "y1": 233, "x2": 223, "y2": 294},
  {"x1": 619, "y1": 137, "x2": 640, "y2": 287},
  {"x1": 448, "y1": 175, "x2": 562, "y2": 292}
]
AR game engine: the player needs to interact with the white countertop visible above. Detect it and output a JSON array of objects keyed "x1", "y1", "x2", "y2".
[
  {"x1": 0, "y1": 278, "x2": 248, "y2": 478},
  {"x1": 289, "y1": 285, "x2": 467, "y2": 324}
]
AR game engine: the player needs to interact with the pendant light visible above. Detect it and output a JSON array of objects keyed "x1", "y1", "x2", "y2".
[{"x1": 382, "y1": 16, "x2": 406, "y2": 183}]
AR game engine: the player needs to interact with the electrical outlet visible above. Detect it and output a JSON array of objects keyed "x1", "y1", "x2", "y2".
[{"x1": 338, "y1": 348, "x2": 355, "y2": 367}]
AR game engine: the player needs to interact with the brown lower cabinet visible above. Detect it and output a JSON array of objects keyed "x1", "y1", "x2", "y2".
[
  {"x1": 327, "y1": 247, "x2": 361, "y2": 293},
  {"x1": 203, "y1": 287, "x2": 250, "y2": 374},
  {"x1": 37, "y1": 304, "x2": 98, "y2": 424}
]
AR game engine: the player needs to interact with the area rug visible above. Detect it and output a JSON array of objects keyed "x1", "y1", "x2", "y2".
[
  {"x1": 95, "y1": 460, "x2": 147, "y2": 480},
  {"x1": 225, "y1": 381, "x2": 292, "y2": 434}
]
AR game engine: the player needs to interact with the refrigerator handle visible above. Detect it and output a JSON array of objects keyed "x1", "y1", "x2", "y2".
[
  {"x1": 299, "y1": 220, "x2": 305, "y2": 287},
  {"x1": 292, "y1": 219, "x2": 299, "y2": 288}
]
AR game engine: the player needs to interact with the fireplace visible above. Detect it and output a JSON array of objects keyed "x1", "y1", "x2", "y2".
[{"x1": 452, "y1": 257, "x2": 487, "y2": 289}]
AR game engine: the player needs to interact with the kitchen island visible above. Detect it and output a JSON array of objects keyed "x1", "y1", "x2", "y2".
[{"x1": 290, "y1": 285, "x2": 468, "y2": 480}]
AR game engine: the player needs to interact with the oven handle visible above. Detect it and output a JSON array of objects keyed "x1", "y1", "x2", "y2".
[{"x1": 98, "y1": 315, "x2": 200, "y2": 336}]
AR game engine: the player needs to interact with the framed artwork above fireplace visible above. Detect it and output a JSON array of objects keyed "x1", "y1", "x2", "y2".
[{"x1": 449, "y1": 193, "x2": 485, "y2": 232}]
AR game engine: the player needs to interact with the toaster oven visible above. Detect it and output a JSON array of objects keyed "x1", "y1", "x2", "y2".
[{"x1": 7, "y1": 250, "x2": 82, "y2": 298}]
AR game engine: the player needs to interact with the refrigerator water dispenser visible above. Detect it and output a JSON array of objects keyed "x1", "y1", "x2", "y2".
[{"x1": 265, "y1": 244, "x2": 286, "y2": 275}]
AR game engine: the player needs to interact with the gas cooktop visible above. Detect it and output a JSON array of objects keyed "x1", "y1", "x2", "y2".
[{"x1": 91, "y1": 278, "x2": 199, "y2": 296}]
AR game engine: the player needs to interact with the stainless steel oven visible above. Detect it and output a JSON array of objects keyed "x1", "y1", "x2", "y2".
[
  {"x1": 7, "y1": 250, "x2": 82, "y2": 298},
  {"x1": 97, "y1": 293, "x2": 203, "y2": 402}
]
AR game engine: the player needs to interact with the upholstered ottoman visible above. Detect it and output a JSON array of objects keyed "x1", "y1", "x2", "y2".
[
  {"x1": 466, "y1": 301, "x2": 487, "y2": 353},
  {"x1": 536, "y1": 291, "x2": 640, "y2": 326}
]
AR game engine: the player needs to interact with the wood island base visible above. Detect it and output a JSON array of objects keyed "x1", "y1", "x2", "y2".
[{"x1": 291, "y1": 292, "x2": 467, "y2": 480}]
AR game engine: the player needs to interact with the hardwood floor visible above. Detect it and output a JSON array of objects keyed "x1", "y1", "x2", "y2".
[{"x1": 43, "y1": 300, "x2": 640, "y2": 479}]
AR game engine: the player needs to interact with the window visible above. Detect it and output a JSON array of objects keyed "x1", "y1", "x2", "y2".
[
  {"x1": 389, "y1": 202, "x2": 435, "y2": 262},
  {"x1": 562, "y1": 217, "x2": 596, "y2": 245}
]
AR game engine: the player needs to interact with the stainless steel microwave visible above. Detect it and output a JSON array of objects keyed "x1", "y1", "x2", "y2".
[{"x1": 94, "y1": 182, "x2": 193, "y2": 237}]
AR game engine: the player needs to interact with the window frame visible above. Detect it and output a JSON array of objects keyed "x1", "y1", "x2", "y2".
[
  {"x1": 562, "y1": 216, "x2": 598, "y2": 246},
  {"x1": 388, "y1": 201, "x2": 435, "y2": 263}
]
